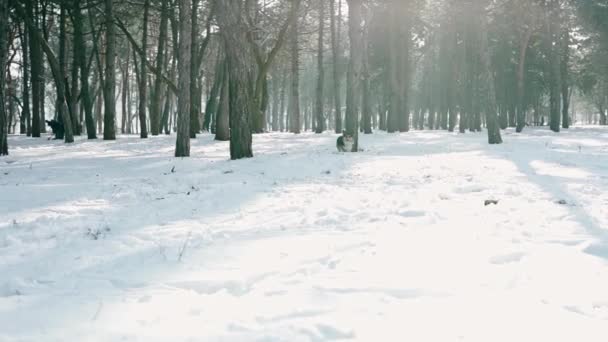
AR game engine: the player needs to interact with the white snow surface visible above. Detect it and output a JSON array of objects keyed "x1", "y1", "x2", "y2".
[{"x1": 1, "y1": 127, "x2": 608, "y2": 341}]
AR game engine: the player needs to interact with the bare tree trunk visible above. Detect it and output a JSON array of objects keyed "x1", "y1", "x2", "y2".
[
  {"x1": 330, "y1": 0, "x2": 343, "y2": 133},
  {"x1": 478, "y1": 0, "x2": 502, "y2": 144},
  {"x1": 205, "y1": 57, "x2": 225, "y2": 132},
  {"x1": 561, "y1": 27, "x2": 570, "y2": 129},
  {"x1": 516, "y1": 27, "x2": 533, "y2": 133},
  {"x1": 137, "y1": 0, "x2": 150, "y2": 138},
  {"x1": 151, "y1": 0, "x2": 169, "y2": 136},
  {"x1": 271, "y1": 68, "x2": 280, "y2": 131},
  {"x1": 314, "y1": 0, "x2": 326, "y2": 133},
  {"x1": 175, "y1": 0, "x2": 192, "y2": 157},
  {"x1": 103, "y1": 0, "x2": 117, "y2": 140},
  {"x1": 279, "y1": 66, "x2": 287, "y2": 132},
  {"x1": 387, "y1": 2, "x2": 400, "y2": 133},
  {"x1": 215, "y1": 60, "x2": 230, "y2": 141},
  {"x1": 67, "y1": 6, "x2": 81, "y2": 136},
  {"x1": 546, "y1": 0, "x2": 561, "y2": 133},
  {"x1": 121, "y1": 49, "x2": 129, "y2": 134},
  {"x1": 361, "y1": 5, "x2": 372, "y2": 134},
  {"x1": 190, "y1": 0, "x2": 200, "y2": 138},
  {"x1": 345, "y1": 0, "x2": 363, "y2": 151},
  {"x1": 26, "y1": 0, "x2": 42, "y2": 137},
  {"x1": 289, "y1": 0, "x2": 302, "y2": 134},
  {"x1": 0, "y1": 0, "x2": 8, "y2": 154},
  {"x1": 216, "y1": 0, "x2": 254, "y2": 159},
  {"x1": 19, "y1": 23, "x2": 31, "y2": 135}
]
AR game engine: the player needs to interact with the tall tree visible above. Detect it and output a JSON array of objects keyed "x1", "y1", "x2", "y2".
[
  {"x1": 25, "y1": 0, "x2": 42, "y2": 137},
  {"x1": 175, "y1": 0, "x2": 193, "y2": 157},
  {"x1": 345, "y1": 0, "x2": 364, "y2": 151},
  {"x1": 314, "y1": 0, "x2": 326, "y2": 133},
  {"x1": 103, "y1": 0, "x2": 117, "y2": 140},
  {"x1": 477, "y1": 0, "x2": 502, "y2": 144},
  {"x1": 151, "y1": 0, "x2": 169, "y2": 136},
  {"x1": 289, "y1": 0, "x2": 301, "y2": 134},
  {"x1": 0, "y1": 0, "x2": 9, "y2": 155},
  {"x1": 137, "y1": 0, "x2": 150, "y2": 138},
  {"x1": 216, "y1": 0, "x2": 253, "y2": 159},
  {"x1": 330, "y1": 0, "x2": 343, "y2": 133}
]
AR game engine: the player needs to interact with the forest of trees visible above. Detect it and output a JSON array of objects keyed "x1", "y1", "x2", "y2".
[{"x1": 0, "y1": 0, "x2": 607, "y2": 158}]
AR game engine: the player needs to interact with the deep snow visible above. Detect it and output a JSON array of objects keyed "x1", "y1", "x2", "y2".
[{"x1": 1, "y1": 127, "x2": 608, "y2": 341}]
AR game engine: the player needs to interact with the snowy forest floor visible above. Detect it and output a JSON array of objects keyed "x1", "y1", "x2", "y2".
[{"x1": 1, "y1": 127, "x2": 608, "y2": 341}]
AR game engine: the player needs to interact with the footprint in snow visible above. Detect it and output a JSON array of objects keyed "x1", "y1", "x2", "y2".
[{"x1": 490, "y1": 252, "x2": 526, "y2": 265}]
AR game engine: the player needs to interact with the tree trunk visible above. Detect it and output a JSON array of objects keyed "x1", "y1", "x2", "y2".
[
  {"x1": 104, "y1": 0, "x2": 117, "y2": 140},
  {"x1": 561, "y1": 27, "x2": 570, "y2": 129},
  {"x1": 190, "y1": 0, "x2": 200, "y2": 138},
  {"x1": 204, "y1": 57, "x2": 224, "y2": 133},
  {"x1": 546, "y1": 0, "x2": 561, "y2": 133},
  {"x1": 516, "y1": 27, "x2": 533, "y2": 133},
  {"x1": 345, "y1": 0, "x2": 363, "y2": 151},
  {"x1": 121, "y1": 49, "x2": 129, "y2": 134},
  {"x1": 289, "y1": 0, "x2": 301, "y2": 134},
  {"x1": 150, "y1": 1, "x2": 169, "y2": 135},
  {"x1": 215, "y1": 60, "x2": 230, "y2": 141},
  {"x1": 331, "y1": 0, "x2": 343, "y2": 133},
  {"x1": 387, "y1": 1, "x2": 400, "y2": 133},
  {"x1": 478, "y1": 0, "x2": 502, "y2": 144},
  {"x1": 20, "y1": 23, "x2": 31, "y2": 135},
  {"x1": 175, "y1": 0, "x2": 192, "y2": 157},
  {"x1": 0, "y1": 0, "x2": 8, "y2": 155},
  {"x1": 314, "y1": 0, "x2": 326, "y2": 133},
  {"x1": 216, "y1": 0, "x2": 254, "y2": 159},
  {"x1": 137, "y1": 0, "x2": 150, "y2": 138},
  {"x1": 26, "y1": 0, "x2": 42, "y2": 138},
  {"x1": 279, "y1": 66, "x2": 287, "y2": 132}
]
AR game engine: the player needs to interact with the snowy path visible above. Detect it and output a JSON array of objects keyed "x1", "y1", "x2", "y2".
[{"x1": 1, "y1": 128, "x2": 608, "y2": 341}]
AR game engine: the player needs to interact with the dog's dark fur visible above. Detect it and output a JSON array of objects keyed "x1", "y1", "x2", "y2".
[
  {"x1": 337, "y1": 131, "x2": 354, "y2": 152},
  {"x1": 46, "y1": 120, "x2": 65, "y2": 140}
]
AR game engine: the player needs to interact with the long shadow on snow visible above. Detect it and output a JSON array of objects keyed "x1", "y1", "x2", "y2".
[{"x1": 482, "y1": 128, "x2": 608, "y2": 260}]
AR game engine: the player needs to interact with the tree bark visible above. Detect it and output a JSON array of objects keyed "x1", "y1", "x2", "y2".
[
  {"x1": 345, "y1": 0, "x2": 363, "y2": 151},
  {"x1": 215, "y1": 60, "x2": 230, "y2": 141},
  {"x1": 478, "y1": 0, "x2": 502, "y2": 144},
  {"x1": 289, "y1": 0, "x2": 302, "y2": 134},
  {"x1": 175, "y1": 0, "x2": 192, "y2": 157},
  {"x1": 150, "y1": 0, "x2": 169, "y2": 136},
  {"x1": 137, "y1": 0, "x2": 150, "y2": 138},
  {"x1": 205, "y1": 57, "x2": 225, "y2": 133},
  {"x1": 103, "y1": 0, "x2": 117, "y2": 139},
  {"x1": 25, "y1": 0, "x2": 42, "y2": 137},
  {"x1": 330, "y1": 0, "x2": 343, "y2": 133},
  {"x1": 19, "y1": 23, "x2": 31, "y2": 135},
  {"x1": 314, "y1": 0, "x2": 326, "y2": 133},
  {"x1": 216, "y1": 0, "x2": 254, "y2": 159},
  {"x1": 0, "y1": 0, "x2": 9, "y2": 155},
  {"x1": 189, "y1": 0, "x2": 200, "y2": 138},
  {"x1": 516, "y1": 27, "x2": 533, "y2": 133},
  {"x1": 561, "y1": 27, "x2": 570, "y2": 129}
]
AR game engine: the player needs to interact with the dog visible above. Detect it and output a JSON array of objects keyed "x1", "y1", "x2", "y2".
[
  {"x1": 46, "y1": 120, "x2": 65, "y2": 140},
  {"x1": 336, "y1": 131, "x2": 354, "y2": 152}
]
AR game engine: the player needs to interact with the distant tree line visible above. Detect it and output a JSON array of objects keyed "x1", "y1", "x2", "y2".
[{"x1": 1, "y1": 0, "x2": 607, "y2": 157}]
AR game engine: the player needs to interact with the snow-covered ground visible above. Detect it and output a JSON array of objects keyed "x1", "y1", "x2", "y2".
[{"x1": 1, "y1": 127, "x2": 608, "y2": 341}]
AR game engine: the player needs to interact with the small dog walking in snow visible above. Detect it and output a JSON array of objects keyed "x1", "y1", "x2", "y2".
[
  {"x1": 46, "y1": 120, "x2": 64, "y2": 140},
  {"x1": 337, "y1": 131, "x2": 354, "y2": 152}
]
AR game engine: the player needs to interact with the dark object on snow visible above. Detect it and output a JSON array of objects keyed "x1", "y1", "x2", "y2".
[
  {"x1": 337, "y1": 131, "x2": 354, "y2": 152},
  {"x1": 556, "y1": 199, "x2": 568, "y2": 205},
  {"x1": 484, "y1": 200, "x2": 499, "y2": 206},
  {"x1": 46, "y1": 120, "x2": 65, "y2": 140}
]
